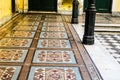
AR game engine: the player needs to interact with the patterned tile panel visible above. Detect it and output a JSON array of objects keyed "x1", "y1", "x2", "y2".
[
  {"x1": 45, "y1": 17, "x2": 62, "y2": 22},
  {"x1": 95, "y1": 34, "x2": 120, "y2": 64},
  {"x1": 18, "y1": 21, "x2": 39, "y2": 26},
  {"x1": 40, "y1": 32, "x2": 68, "y2": 38},
  {"x1": 43, "y1": 22, "x2": 64, "y2": 27},
  {"x1": 37, "y1": 39, "x2": 71, "y2": 48},
  {"x1": 41, "y1": 26, "x2": 65, "y2": 32},
  {"x1": 0, "y1": 66, "x2": 21, "y2": 80},
  {"x1": 13, "y1": 26, "x2": 38, "y2": 31},
  {"x1": 28, "y1": 67, "x2": 82, "y2": 80},
  {"x1": 5, "y1": 31, "x2": 35, "y2": 38},
  {"x1": 0, "y1": 49, "x2": 28, "y2": 62},
  {"x1": 33, "y1": 50, "x2": 76, "y2": 63},
  {"x1": 45, "y1": 15, "x2": 61, "y2": 18},
  {"x1": 0, "y1": 38, "x2": 32, "y2": 47}
]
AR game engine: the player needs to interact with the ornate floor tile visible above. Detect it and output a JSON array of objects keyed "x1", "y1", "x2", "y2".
[
  {"x1": 45, "y1": 17, "x2": 62, "y2": 22},
  {"x1": 0, "y1": 38, "x2": 32, "y2": 47},
  {"x1": 28, "y1": 67, "x2": 82, "y2": 80},
  {"x1": 37, "y1": 39, "x2": 71, "y2": 48},
  {"x1": 40, "y1": 32, "x2": 68, "y2": 38},
  {"x1": 42, "y1": 26, "x2": 65, "y2": 32},
  {"x1": 33, "y1": 50, "x2": 76, "y2": 63},
  {"x1": 18, "y1": 21, "x2": 39, "y2": 26},
  {"x1": 0, "y1": 66, "x2": 21, "y2": 80},
  {"x1": 45, "y1": 15, "x2": 61, "y2": 18},
  {"x1": 5, "y1": 31, "x2": 35, "y2": 38},
  {"x1": 13, "y1": 26, "x2": 38, "y2": 31},
  {"x1": 43, "y1": 22, "x2": 64, "y2": 27},
  {"x1": 24, "y1": 15, "x2": 41, "y2": 20},
  {"x1": 0, "y1": 49, "x2": 28, "y2": 62}
]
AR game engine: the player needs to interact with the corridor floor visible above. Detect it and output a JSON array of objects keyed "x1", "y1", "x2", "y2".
[{"x1": 0, "y1": 14, "x2": 101, "y2": 80}]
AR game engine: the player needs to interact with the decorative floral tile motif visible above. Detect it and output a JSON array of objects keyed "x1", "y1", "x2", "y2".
[
  {"x1": 0, "y1": 49, "x2": 28, "y2": 62},
  {"x1": 13, "y1": 26, "x2": 38, "y2": 31},
  {"x1": 37, "y1": 39, "x2": 71, "y2": 48},
  {"x1": 0, "y1": 66, "x2": 21, "y2": 80},
  {"x1": 5, "y1": 31, "x2": 35, "y2": 38},
  {"x1": 41, "y1": 26, "x2": 65, "y2": 32},
  {"x1": 0, "y1": 38, "x2": 32, "y2": 47},
  {"x1": 33, "y1": 50, "x2": 76, "y2": 63},
  {"x1": 40, "y1": 32, "x2": 68, "y2": 38},
  {"x1": 28, "y1": 67, "x2": 82, "y2": 80},
  {"x1": 43, "y1": 22, "x2": 64, "y2": 27},
  {"x1": 18, "y1": 21, "x2": 39, "y2": 26}
]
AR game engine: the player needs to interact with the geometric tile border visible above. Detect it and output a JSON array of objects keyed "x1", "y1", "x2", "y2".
[
  {"x1": 37, "y1": 39, "x2": 71, "y2": 48},
  {"x1": 0, "y1": 49, "x2": 28, "y2": 62},
  {"x1": 0, "y1": 38, "x2": 32, "y2": 47},
  {"x1": 33, "y1": 50, "x2": 76, "y2": 63},
  {"x1": 0, "y1": 66, "x2": 21, "y2": 80},
  {"x1": 40, "y1": 32, "x2": 68, "y2": 38},
  {"x1": 28, "y1": 67, "x2": 82, "y2": 80}
]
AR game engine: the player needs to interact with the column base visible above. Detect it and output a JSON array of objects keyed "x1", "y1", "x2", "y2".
[
  {"x1": 82, "y1": 36, "x2": 94, "y2": 45},
  {"x1": 71, "y1": 18, "x2": 78, "y2": 24}
]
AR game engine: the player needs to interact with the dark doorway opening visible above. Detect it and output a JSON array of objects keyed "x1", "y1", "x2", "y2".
[
  {"x1": 12, "y1": 0, "x2": 16, "y2": 13},
  {"x1": 29, "y1": 0, "x2": 57, "y2": 12}
]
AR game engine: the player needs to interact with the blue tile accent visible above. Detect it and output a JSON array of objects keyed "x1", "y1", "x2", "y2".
[
  {"x1": 33, "y1": 50, "x2": 76, "y2": 63},
  {"x1": 40, "y1": 32, "x2": 68, "y2": 38},
  {"x1": 28, "y1": 67, "x2": 82, "y2": 80},
  {"x1": 37, "y1": 39, "x2": 71, "y2": 48}
]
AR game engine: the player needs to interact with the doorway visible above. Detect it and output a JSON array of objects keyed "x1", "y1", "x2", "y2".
[
  {"x1": 84, "y1": 0, "x2": 112, "y2": 13},
  {"x1": 29, "y1": 0, "x2": 57, "y2": 11}
]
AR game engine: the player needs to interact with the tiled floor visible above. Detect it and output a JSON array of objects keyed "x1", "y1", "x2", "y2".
[
  {"x1": 33, "y1": 50, "x2": 76, "y2": 63},
  {"x1": 28, "y1": 67, "x2": 82, "y2": 80},
  {"x1": 0, "y1": 14, "x2": 101, "y2": 80},
  {"x1": 0, "y1": 66, "x2": 21, "y2": 80},
  {"x1": 95, "y1": 33, "x2": 120, "y2": 64}
]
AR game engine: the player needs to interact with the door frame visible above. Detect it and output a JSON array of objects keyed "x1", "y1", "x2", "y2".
[{"x1": 12, "y1": 0, "x2": 16, "y2": 13}]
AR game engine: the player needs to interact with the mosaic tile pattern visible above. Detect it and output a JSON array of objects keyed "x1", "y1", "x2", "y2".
[
  {"x1": 13, "y1": 26, "x2": 38, "y2": 31},
  {"x1": 45, "y1": 17, "x2": 62, "y2": 22},
  {"x1": 0, "y1": 66, "x2": 21, "y2": 80},
  {"x1": 0, "y1": 38, "x2": 32, "y2": 47},
  {"x1": 43, "y1": 22, "x2": 64, "y2": 27},
  {"x1": 95, "y1": 34, "x2": 120, "y2": 64},
  {"x1": 40, "y1": 32, "x2": 68, "y2": 38},
  {"x1": 33, "y1": 50, "x2": 76, "y2": 63},
  {"x1": 18, "y1": 21, "x2": 39, "y2": 26},
  {"x1": 0, "y1": 49, "x2": 28, "y2": 62},
  {"x1": 37, "y1": 39, "x2": 71, "y2": 48},
  {"x1": 5, "y1": 31, "x2": 35, "y2": 38},
  {"x1": 24, "y1": 15, "x2": 41, "y2": 21},
  {"x1": 45, "y1": 15, "x2": 61, "y2": 18},
  {"x1": 28, "y1": 67, "x2": 82, "y2": 80},
  {"x1": 41, "y1": 26, "x2": 65, "y2": 31}
]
